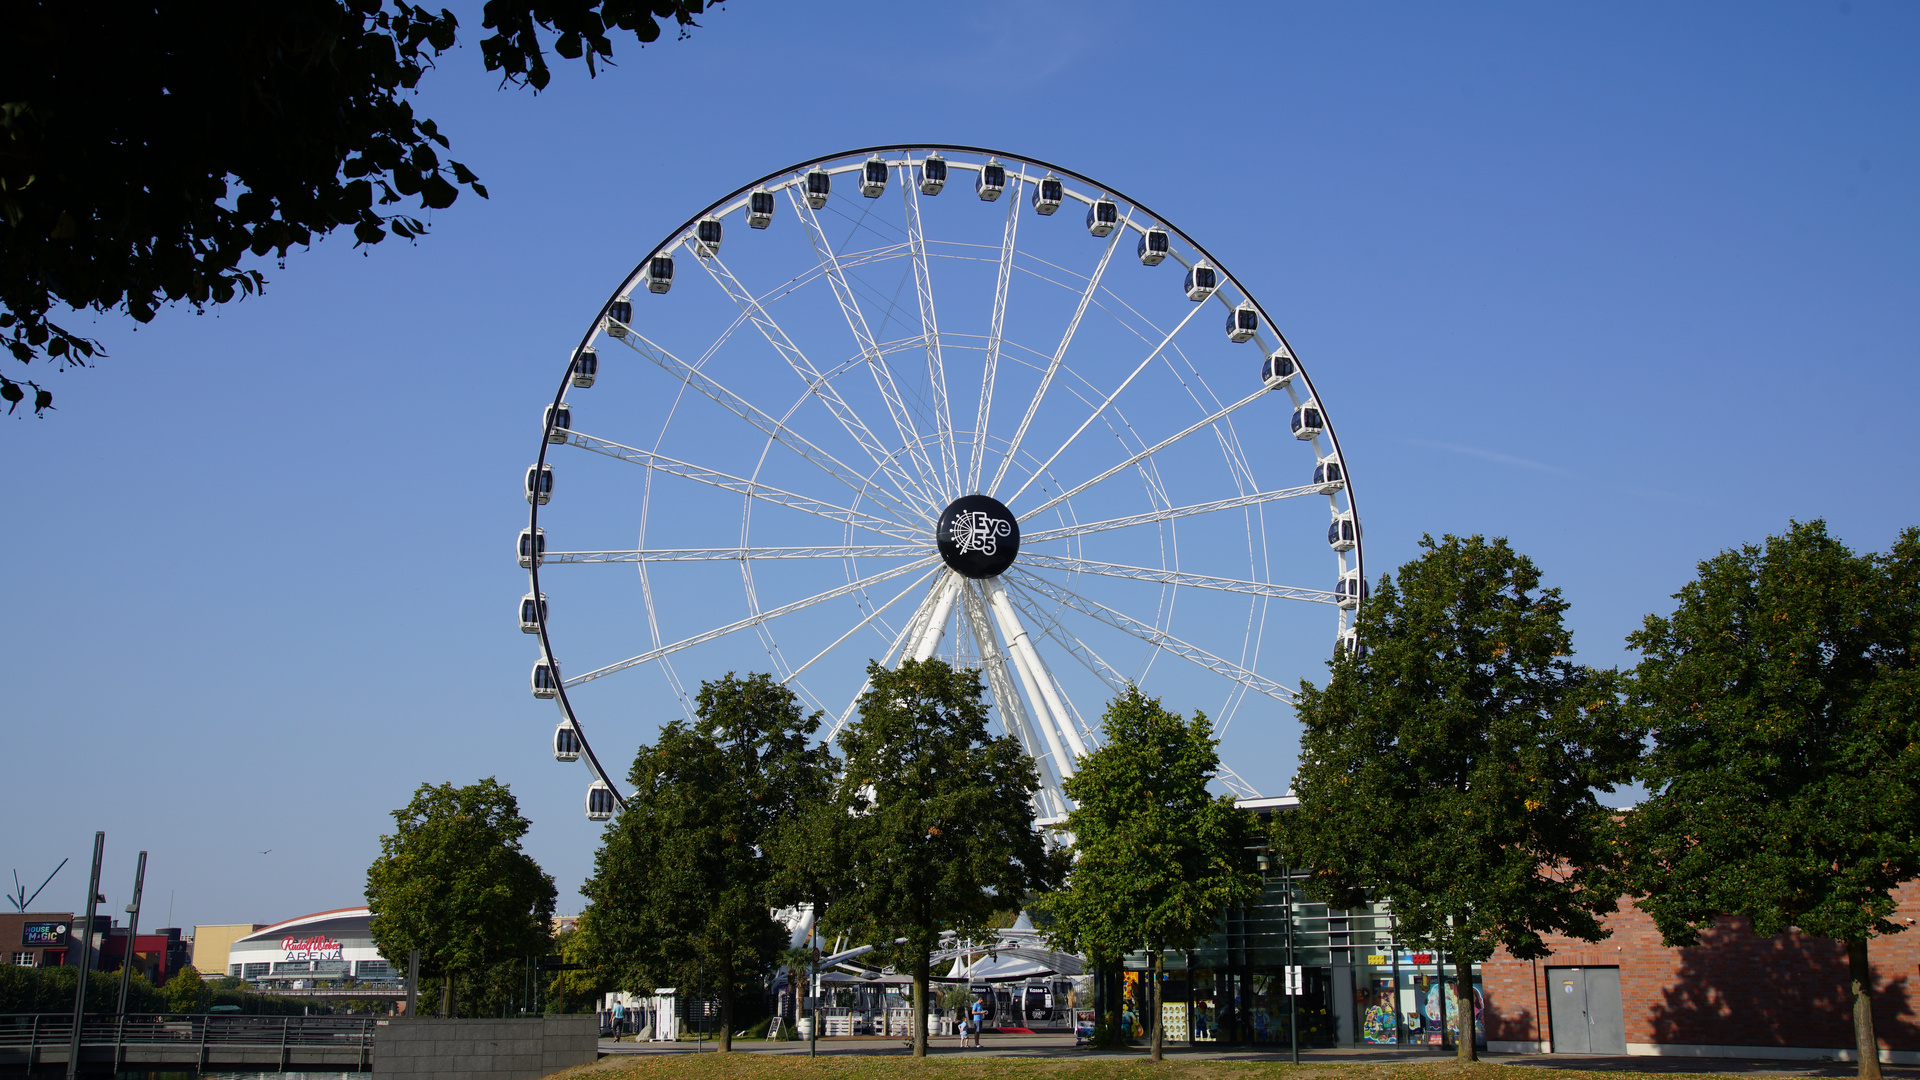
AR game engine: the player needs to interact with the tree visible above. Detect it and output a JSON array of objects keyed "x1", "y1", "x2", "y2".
[
  {"x1": 581, "y1": 672, "x2": 831, "y2": 1051},
  {"x1": 365, "y1": 777, "x2": 557, "y2": 1017},
  {"x1": 1, "y1": 0, "x2": 717, "y2": 414},
  {"x1": 1622, "y1": 520, "x2": 1920, "y2": 1079},
  {"x1": 822, "y1": 658, "x2": 1061, "y2": 1058},
  {"x1": 163, "y1": 963, "x2": 206, "y2": 1013},
  {"x1": 1271, "y1": 534, "x2": 1638, "y2": 1062},
  {"x1": 1038, "y1": 687, "x2": 1260, "y2": 1061}
]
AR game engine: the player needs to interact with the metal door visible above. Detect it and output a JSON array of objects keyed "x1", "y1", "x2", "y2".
[{"x1": 1547, "y1": 967, "x2": 1625, "y2": 1054}]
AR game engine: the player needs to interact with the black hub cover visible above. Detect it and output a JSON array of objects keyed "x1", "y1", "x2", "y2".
[{"x1": 937, "y1": 494, "x2": 1020, "y2": 579}]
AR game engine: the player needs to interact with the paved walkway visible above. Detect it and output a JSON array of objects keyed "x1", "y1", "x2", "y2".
[{"x1": 597, "y1": 1034, "x2": 1920, "y2": 1076}]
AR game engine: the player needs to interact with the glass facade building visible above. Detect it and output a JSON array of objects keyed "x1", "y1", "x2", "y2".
[{"x1": 1105, "y1": 872, "x2": 1484, "y2": 1049}]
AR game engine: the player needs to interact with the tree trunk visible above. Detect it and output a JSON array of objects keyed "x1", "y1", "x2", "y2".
[
  {"x1": 1453, "y1": 954, "x2": 1477, "y2": 1062},
  {"x1": 912, "y1": 948, "x2": 930, "y2": 1057},
  {"x1": 1850, "y1": 937, "x2": 1881, "y2": 1079},
  {"x1": 717, "y1": 953, "x2": 734, "y2": 1052},
  {"x1": 1150, "y1": 948, "x2": 1164, "y2": 1062},
  {"x1": 440, "y1": 977, "x2": 452, "y2": 1019}
]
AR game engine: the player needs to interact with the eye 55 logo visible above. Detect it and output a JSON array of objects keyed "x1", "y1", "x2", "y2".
[{"x1": 937, "y1": 495, "x2": 1020, "y2": 579}]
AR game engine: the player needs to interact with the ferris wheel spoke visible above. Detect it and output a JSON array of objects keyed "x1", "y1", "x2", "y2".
[
  {"x1": 1007, "y1": 570, "x2": 1296, "y2": 706},
  {"x1": 900, "y1": 175, "x2": 962, "y2": 498},
  {"x1": 1021, "y1": 483, "x2": 1324, "y2": 545},
  {"x1": 789, "y1": 187, "x2": 947, "y2": 508},
  {"x1": 688, "y1": 245, "x2": 935, "y2": 512},
  {"x1": 823, "y1": 579, "x2": 949, "y2": 744},
  {"x1": 962, "y1": 580, "x2": 1068, "y2": 816},
  {"x1": 564, "y1": 431, "x2": 922, "y2": 540},
  {"x1": 987, "y1": 215, "x2": 1130, "y2": 499},
  {"x1": 781, "y1": 565, "x2": 944, "y2": 687},
  {"x1": 563, "y1": 556, "x2": 940, "y2": 689},
  {"x1": 547, "y1": 544, "x2": 930, "y2": 563},
  {"x1": 1021, "y1": 385, "x2": 1278, "y2": 520},
  {"x1": 969, "y1": 179, "x2": 1024, "y2": 493},
  {"x1": 1004, "y1": 298, "x2": 1210, "y2": 506},
  {"x1": 609, "y1": 331, "x2": 927, "y2": 525},
  {"x1": 1018, "y1": 553, "x2": 1337, "y2": 604},
  {"x1": 1215, "y1": 763, "x2": 1264, "y2": 800}
]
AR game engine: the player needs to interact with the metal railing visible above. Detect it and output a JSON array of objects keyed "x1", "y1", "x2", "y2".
[{"x1": 0, "y1": 1013, "x2": 377, "y2": 1070}]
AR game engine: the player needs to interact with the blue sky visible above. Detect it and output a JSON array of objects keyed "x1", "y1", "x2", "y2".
[{"x1": 4, "y1": 1, "x2": 1915, "y2": 931}]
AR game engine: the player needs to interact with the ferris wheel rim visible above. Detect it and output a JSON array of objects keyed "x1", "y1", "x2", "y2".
[{"x1": 525, "y1": 144, "x2": 1364, "y2": 813}]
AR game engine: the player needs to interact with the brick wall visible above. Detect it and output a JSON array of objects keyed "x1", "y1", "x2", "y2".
[{"x1": 1483, "y1": 881, "x2": 1920, "y2": 1052}]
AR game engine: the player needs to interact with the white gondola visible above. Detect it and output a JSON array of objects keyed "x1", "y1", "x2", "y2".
[
  {"x1": 694, "y1": 217, "x2": 723, "y2": 257},
  {"x1": 1262, "y1": 350, "x2": 1295, "y2": 388},
  {"x1": 1031, "y1": 174, "x2": 1062, "y2": 215},
  {"x1": 747, "y1": 188, "x2": 775, "y2": 229},
  {"x1": 860, "y1": 155, "x2": 889, "y2": 198},
  {"x1": 1226, "y1": 301, "x2": 1259, "y2": 343},
  {"x1": 645, "y1": 255, "x2": 674, "y2": 294},
  {"x1": 585, "y1": 780, "x2": 616, "y2": 821},
  {"x1": 1183, "y1": 262, "x2": 1218, "y2": 301},
  {"x1": 1086, "y1": 196, "x2": 1118, "y2": 237},
  {"x1": 570, "y1": 346, "x2": 597, "y2": 388},
  {"x1": 919, "y1": 153, "x2": 947, "y2": 195},
  {"x1": 531, "y1": 657, "x2": 560, "y2": 699},
  {"x1": 517, "y1": 526, "x2": 545, "y2": 568},
  {"x1": 1327, "y1": 512, "x2": 1359, "y2": 552},
  {"x1": 1291, "y1": 402, "x2": 1324, "y2": 441},
  {"x1": 553, "y1": 723, "x2": 581, "y2": 763},
  {"x1": 1335, "y1": 571, "x2": 1367, "y2": 610},
  {"x1": 544, "y1": 402, "x2": 571, "y2": 444},
  {"x1": 803, "y1": 166, "x2": 831, "y2": 208},
  {"x1": 605, "y1": 298, "x2": 632, "y2": 339},
  {"x1": 1138, "y1": 227, "x2": 1170, "y2": 265},
  {"x1": 1312, "y1": 455, "x2": 1345, "y2": 493},
  {"x1": 519, "y1": 592, "x2": 547, "y2": 634},
  {"x1": 976, "y1": 159, "x2": 1006, "y2": 201},
  {"x1": 1337, "y1": 628, "x2": 1366, "y2": 658},
  {"x1": 525, "y1": 463, "x2": 553, "y2": 505}
]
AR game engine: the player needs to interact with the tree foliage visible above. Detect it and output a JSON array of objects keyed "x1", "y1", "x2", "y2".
[
  {"x1": 581, "y1": 672, "x2": 831, "y2": 1051},
  {"x1": 1623, "y1": 520, "x2": 1920, "y2": 1078},
  {"x1": 1039, "y1": 686, "x2": 1260, "y2": 1061},
  {"x1": 365, "y1": 777, "x2": 556, "y2": 1016},
  {"x1": 163, "y1": 963, "x2": 207, "y2": 1013},
  {"x1": 0, "y1": 0, "x2": 717, "y2": 414},
  {"x1": 823, "y1": 659, "x2": 1061, "y2": 1057},
  {"x1": 1271, "y1": 534, "x2": 1637, "y2": 1061}
]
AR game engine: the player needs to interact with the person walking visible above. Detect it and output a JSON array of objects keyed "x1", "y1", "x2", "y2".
[
  {"x1": 969, "y1": 994, "x2": 987, "y2": 1048},
  {"x1": 612, "y1": 998, "x2": 626, "y2": 1040}
]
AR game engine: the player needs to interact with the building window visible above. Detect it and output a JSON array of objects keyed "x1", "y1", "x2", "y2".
[
  {"x1": 243, "y1": 963, "x2": 271, "y2": 978},
  {"x1": 12, "y1": 952, "x2": 34, "y2": 967},
  {"x1": 272, "y1": 961, "x2": 311, "y2": 974},
  {"x1": 312, "y1": 960, "x2": 347, "y2": 975},
  {"x1": 229, "y1": 964, "x2": 242, "y2": 978},
  {"x1": 355, "y1": 960, "x2": 392, "y2": 977}
]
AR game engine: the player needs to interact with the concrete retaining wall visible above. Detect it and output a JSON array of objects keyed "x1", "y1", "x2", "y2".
[{"x1": 374, "y1": 1015, "x2": 597, "y2": 1080}]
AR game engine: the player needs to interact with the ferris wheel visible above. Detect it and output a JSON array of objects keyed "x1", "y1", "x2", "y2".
[{"x1": 519, "y1": 146, "x2": 1362, "y2": 824}]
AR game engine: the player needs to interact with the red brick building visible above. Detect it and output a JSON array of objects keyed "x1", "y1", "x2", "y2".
[{"x1": 1482, "y1": 881, "x2": 1920, "y2": 1062}]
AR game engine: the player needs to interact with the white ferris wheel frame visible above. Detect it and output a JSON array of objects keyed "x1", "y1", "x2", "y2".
[{"x1": 523, "y1": 145, "x2": 1363, "y2": 823}]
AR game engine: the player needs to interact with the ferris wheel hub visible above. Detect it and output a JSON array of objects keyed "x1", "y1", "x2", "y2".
[{"x1": 936, "y1": 494, "x2": 1021, "y2": 579}]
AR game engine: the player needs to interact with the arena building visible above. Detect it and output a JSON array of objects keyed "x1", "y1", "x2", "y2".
[{"x1": 226, "y1": 907, "x2": 399, "y2": 990}]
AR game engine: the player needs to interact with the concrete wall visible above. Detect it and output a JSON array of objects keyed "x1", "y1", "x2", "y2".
[
  {"x1": 1481, "y1": 880, "x2": 1920, "y2": 1061},
  {"x1": 374, "y1": 1015, "x2": 597, "y2": 1080}
]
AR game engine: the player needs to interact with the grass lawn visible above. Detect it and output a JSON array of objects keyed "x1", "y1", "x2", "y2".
[{"x1": 548, "y1": 1058, "x2": 1738, "y2": 1080}]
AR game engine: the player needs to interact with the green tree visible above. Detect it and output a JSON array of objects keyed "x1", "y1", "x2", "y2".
[
  {"x1": 823, "y1": 658, "x2": 1061, "y2": 1058},
  {"x1": 1, "y1": 0, "x2": 717, "y2": 414},
  {"x1": 582, "y1": 672, "x2": 831, "y2": 1051},
  {"x1": 544, "y1": 916, "x2": 613, "y2": 1013},
  {"x1": 365, "y1": 777, "x2": 557, "y2": 1017},
  {"x1": 1038, "y1": 686, "x2": 1260, "y2": 1061},
  {"x1": 163, "y1": 963, "x2": 206, "y2": 1013},
  {"x1": 1271, "y1": 535, "x2": 1638, "y2": 1062},
  {"x1": 1623, "y1": 521, "x2": 1920, "y2": 1079}
]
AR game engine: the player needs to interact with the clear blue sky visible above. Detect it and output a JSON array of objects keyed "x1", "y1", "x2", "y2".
[{"x1": 4, "y1": 1, "x2": 1915, "y2": 930}]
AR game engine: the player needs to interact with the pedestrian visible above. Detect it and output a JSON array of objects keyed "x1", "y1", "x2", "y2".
[
  {"x1": 612, "y1": 998, "x2": 626, "y2": 1039},
  {"x1": 969, "y1": 994, "x2": 987, "y2": 1048}
]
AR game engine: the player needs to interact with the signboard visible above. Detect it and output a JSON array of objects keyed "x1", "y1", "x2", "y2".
[
  {"x1": 282, "y1": 934, "x2": 343, "y2": 962},
  {"x1": 22, "y1": 922, "x2": 68, "y2": 947},
  {"x1": 1284, "y1": 965, "x2": 1303, "y2": 996}
]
